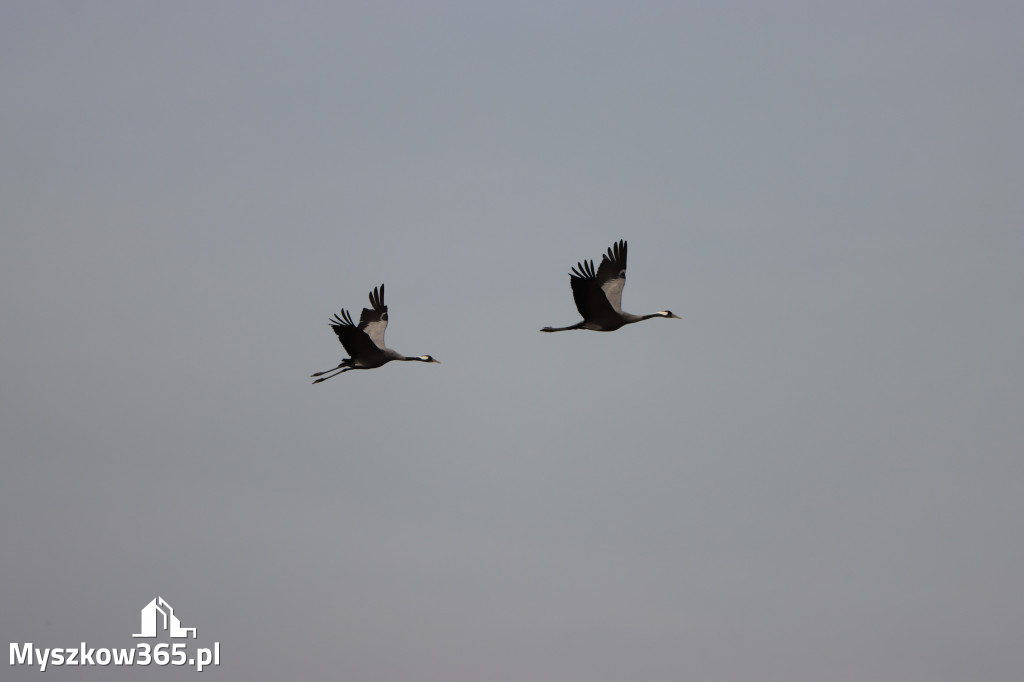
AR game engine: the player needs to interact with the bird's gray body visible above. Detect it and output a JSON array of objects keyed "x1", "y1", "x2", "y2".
[
  {"x1": 350, "y1": 347, "x2": 410, "y2": 369},
  {"x1": 311, "y1": 284, "x2": 439, "y2": 383},
  {"x1": 541, "y1": 240, "x2": 679, "y2": 333}
]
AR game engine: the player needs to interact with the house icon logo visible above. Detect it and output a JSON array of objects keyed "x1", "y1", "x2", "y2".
[{"x1": 132, "y1": 597, "x2": 197, "y2": 639}]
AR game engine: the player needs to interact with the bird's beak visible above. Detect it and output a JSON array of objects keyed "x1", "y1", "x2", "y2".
[
  {"x1": 432, "y1": 358, "x2": 441, "y2": 363},
  {"x1": 669, "y1": 313, "x2": 681, "y2": 319}
]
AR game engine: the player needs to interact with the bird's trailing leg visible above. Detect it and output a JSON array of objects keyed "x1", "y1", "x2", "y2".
[
  {"x1": 310, "y1": 363, "x2": 345, "y2": 377},
  {"x1": 540, "y1": 322, "x2": 585, "y2": 332},
  {"x1": 311, "y1": 366, "x2": 354, "y2": 384},
  {"x1": 311, "y1": 362, "x2": 355, "y2": 383}
]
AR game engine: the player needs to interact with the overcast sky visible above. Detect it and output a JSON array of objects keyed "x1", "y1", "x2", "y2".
[{"x1": 2, "y1": 2, "x2": 1022, "y2": 680}]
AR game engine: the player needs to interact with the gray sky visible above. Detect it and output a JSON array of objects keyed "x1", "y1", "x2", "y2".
[{"x1": 2, "y1": 2, "x2": 1022, "y2": 680}]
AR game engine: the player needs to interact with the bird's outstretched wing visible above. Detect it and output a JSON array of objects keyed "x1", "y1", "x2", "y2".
[
  {"x1": 358, "y1": 284, "x2": 389, "y2": 348},
  {"x1": 329, "y1": 308, "x2": 380, "y2": 358},
  {"x1": 569, "y1": 240, "x2": 627, "y2": 318},
  {"x1": 594, "y1": 239, "x2": 627, "y2": 312}
]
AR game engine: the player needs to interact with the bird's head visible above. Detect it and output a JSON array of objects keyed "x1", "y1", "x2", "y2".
[
  {"x1": 417, "y1": 355, "x2": 441, "y2": 363},
  {"x1": 657, "y1": 310, "x2": 681, "y2": 319}
]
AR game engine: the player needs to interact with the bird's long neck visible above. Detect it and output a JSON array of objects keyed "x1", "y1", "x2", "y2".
[
  {"x1": 615, "y1": 311, "x2": 672, "y2": 326},
  {"x1": 639, "y1": 311, "x2": 674, "y2": 322}
]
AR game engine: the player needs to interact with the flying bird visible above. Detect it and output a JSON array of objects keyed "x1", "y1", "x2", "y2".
[
  {"x1": 311, "y1": 284, "x2": 439, "y2": 383},
  {"x1": 541, "y1": 239, "x2": 679, "y2": 332}
]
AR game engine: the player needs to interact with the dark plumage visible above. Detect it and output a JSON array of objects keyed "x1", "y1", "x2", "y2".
[
  {"x1": 311, "y1": 284, "x2": 439, "y2": 384},
  {"x1": 541, "y1": 240, "x2": 680, "y2": 332}
]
